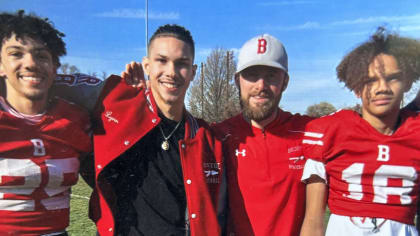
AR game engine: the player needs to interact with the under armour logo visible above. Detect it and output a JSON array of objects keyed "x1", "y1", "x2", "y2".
[
  {"x1": 105, "y1": 111, "x2": 119, "y2": 123},
  {"x1": 205, "y1": 170, "x2": 219, "y2": 177},
  {"x1": 257, "y1": 38, "x2": 267, "y2": 54},
  {"x1": 235, "y1": 149, "x2": 246, "y2": 157}
]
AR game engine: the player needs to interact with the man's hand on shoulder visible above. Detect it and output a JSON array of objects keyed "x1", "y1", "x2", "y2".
[{"x1": 121, "y1": 61, "x2": 149, "y2": 89}]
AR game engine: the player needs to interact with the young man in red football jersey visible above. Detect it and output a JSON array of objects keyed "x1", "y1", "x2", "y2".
[
  {"x1": 300, "y1": 28, "x2": 420, "y2": 236},
  {"x1": 0, "y1": 10, "x2": 91, "y2": 235}
]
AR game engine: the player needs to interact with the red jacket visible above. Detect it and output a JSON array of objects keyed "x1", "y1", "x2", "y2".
[{"x1": 89, "y1": 75, "x2": 225, "y2": 236}]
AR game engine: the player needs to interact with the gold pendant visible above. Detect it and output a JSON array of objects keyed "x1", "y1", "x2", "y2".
[{"x1": 161, "y1": 140, "x2": 169, "y2": 150}]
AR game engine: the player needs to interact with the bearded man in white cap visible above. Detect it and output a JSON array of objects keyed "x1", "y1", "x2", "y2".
[{"x1": 213, "y1": 34, "x2": 313, "y2": 236}]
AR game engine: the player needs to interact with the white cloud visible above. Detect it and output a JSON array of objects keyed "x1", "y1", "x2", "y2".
[
  {"x1": 257, "y1": 21, "x2": 321, "y2": 31},
  {"x1": 255, "y1": 13, "x2": 420, "y2": 32},
  {"x1": 400, "y1": 24, "x2": 420, "y2": 32},
  {"x1": 331, "y1": 13, "x2": 420, "y2": 26},
  {"x1": 197, "y1": 48, "x2": 212, "y2": 56},
  {"x1": 258, "y1": 1, "x2": 317, "y2": 6},
  {"x1": 299, "y1": 21, "x2": 321, "y2": 29},
  {"x1": 95, "y1": 8, "x2": 179, "y2": 20},
  {"x1": 336, "y1": 30, "x2": 370, "y2": 37}
]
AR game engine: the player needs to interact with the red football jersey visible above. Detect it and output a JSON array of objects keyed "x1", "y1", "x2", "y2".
[
  {"x1": 215, "y1": 110, "x2": 312, "y2": 236},
  {"x1": 302, "y1": 109, "x2": 420, "y2": 225},
  {"x1": 0, "y1": 98, "x2": 92, "y2": 235}
]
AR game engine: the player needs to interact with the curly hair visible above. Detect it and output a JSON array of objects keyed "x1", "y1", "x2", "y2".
[
  {"x1": 148, "y1": 24, "x2": 195, "y2": 59},
  {"x1": 0, "y1": 10, "x2": 66, "y2": 66},
  {"x1": 336, "y1": 27, "x2": 420, "y2": 93}
]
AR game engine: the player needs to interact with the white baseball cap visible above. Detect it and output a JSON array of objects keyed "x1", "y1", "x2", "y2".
[{"x1": 236, "y1": 34, "x2": 288, "y2": 74}]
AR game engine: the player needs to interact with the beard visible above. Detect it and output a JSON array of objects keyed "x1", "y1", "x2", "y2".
[{"x1": 240, "y1": 89, "x2": 281, "y2": 122}]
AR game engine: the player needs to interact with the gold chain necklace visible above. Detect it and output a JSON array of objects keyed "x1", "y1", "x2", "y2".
[{"x1": 158, "y1": 120, "x2": 182, "y2": 151}]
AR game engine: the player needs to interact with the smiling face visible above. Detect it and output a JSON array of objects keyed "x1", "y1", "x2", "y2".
[
  {"x1": 357, "y1": 53, "x2": 409, "y2": 121},
  {"x1": 143, "y1": 36, "x2": 196, "y2": 115},
  {"x1": 0, "y1": 34, "x2": 57, "y2": 107},
  {"x1": 238, "y1": 65, "x2": 288, "y2": 123}
]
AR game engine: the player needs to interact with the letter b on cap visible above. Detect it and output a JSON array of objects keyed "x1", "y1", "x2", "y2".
[{"x1": 257, "y1": 39, "x2": 267, "y2": 54}]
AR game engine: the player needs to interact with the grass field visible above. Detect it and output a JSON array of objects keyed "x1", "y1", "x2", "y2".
[
  {"x1": 67, "y1": 177, "x2": 331, "y2": 235},
  {"x1": 68, "y1": 177, "x2": 96, "y2": 235}
]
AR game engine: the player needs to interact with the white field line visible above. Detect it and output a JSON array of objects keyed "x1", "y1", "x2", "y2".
[{"x1": 71, "y1": 194, "x2": 89, "y2": 200}]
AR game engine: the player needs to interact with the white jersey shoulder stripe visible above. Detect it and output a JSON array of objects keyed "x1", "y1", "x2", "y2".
[
  {"x1": 304, "y1": 131, "x2": 324, "y2": 138},
  {"x1": 302, "y1": 139, "x2": 324, "y2": 146}
]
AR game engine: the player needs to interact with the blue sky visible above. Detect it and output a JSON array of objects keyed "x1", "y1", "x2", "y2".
[{"x1": 3, "y1": 0, "x2": 420, "y2": 114}]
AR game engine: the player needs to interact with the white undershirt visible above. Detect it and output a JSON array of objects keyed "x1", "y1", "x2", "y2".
[{"x1": 0, "y1": 97, "x2": 45, "y2": 124}]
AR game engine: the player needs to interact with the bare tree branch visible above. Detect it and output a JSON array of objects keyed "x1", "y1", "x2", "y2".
[{"x1": 188, "y1": 48, "x2": 240, "y2": 122}]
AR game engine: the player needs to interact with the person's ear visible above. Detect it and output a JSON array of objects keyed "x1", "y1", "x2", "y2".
[
  {"x1": 234, "y1": 74, "x2": 240, "y2": 88},
  {"x1": 142, "y1": 56, "x2": 150, "y2": 76},
  {"x1": 0, "y1": 60, "x2": 6, "y2": 78},
  {"x1": 282, "y1": 74, "x2": 289, "y2": 91}
]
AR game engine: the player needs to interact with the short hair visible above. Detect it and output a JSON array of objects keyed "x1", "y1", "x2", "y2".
[
  {"x1": 336, "y1": 27, "x2": 420, "y2": 93},
  {"x1": 0, "y1": 10, "x2": 66, "y2": 66},
  {"x1": 148, "y1": 24, "x2": 195, "y2": 59}
]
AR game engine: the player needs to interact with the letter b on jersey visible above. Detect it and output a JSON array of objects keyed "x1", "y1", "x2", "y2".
[
  {"x1": 30, "y1": 139, "x2": 46, "y2": 156},
  {"x1": 377, "y1": 145, "x2": 390, "y2": 162}
]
